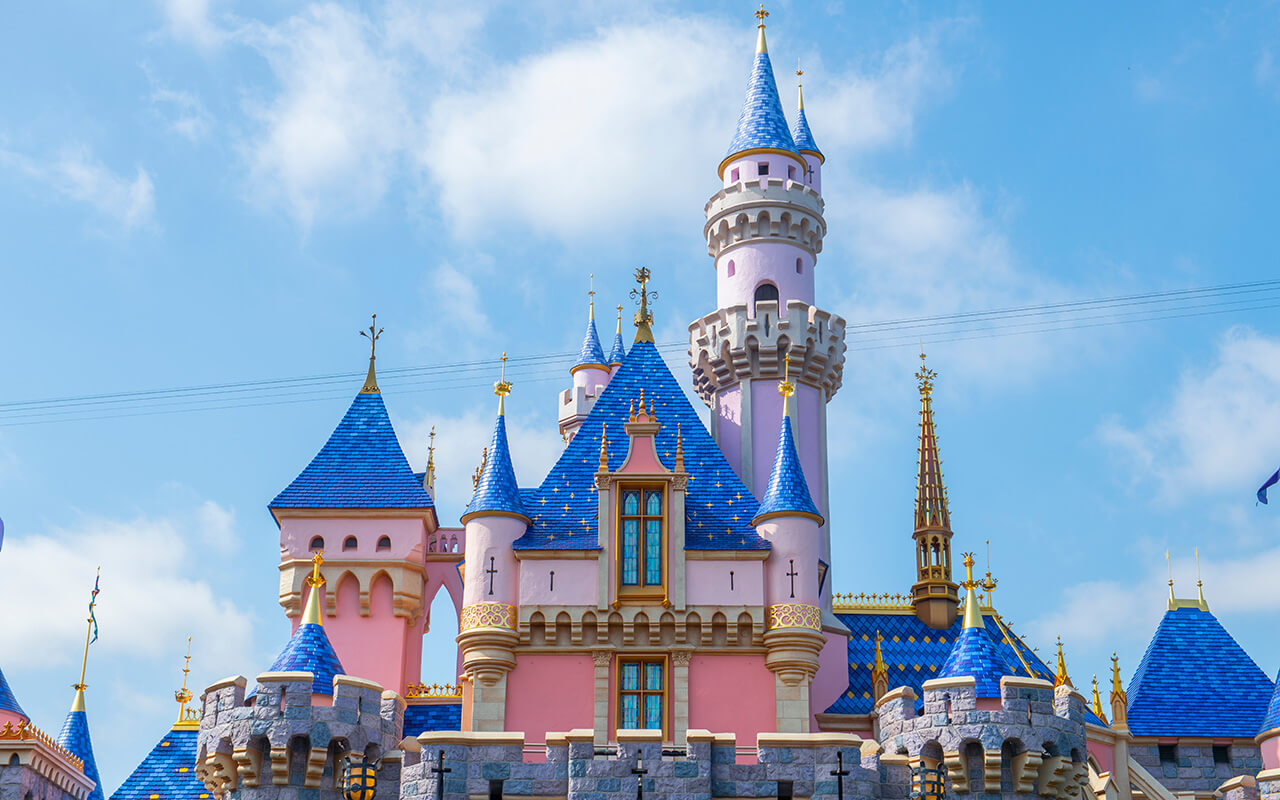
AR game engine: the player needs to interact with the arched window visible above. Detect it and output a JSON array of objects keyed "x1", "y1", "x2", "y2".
[
  {"x1": 754, "y1": 283, "x2": 779, "y2": 304},
  {"x1": 795, "y1": 257, "x2": 803, "y2": 274},
  {"x1": 377, "y1": 535, "x2": 391, "y2": 552},
  {"x1": 726, "y1": 259, "x2": 736, "y2": 277},
  {"x1": 343, "y1": 536, "x2": 357, "y2": 551},
  {"x1": 309, "y1": 536, "x2": 324, "y2": 552}
]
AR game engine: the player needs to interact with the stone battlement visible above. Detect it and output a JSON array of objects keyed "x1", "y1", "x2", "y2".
[{"x1": 195, "y1": 672, "x2": 404, "y2": 800}]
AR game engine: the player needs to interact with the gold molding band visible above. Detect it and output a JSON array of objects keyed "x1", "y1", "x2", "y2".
[
  {"x1": 460, "y1": 602, "x2": 517, "y2": 631},
  {"x1": 766, "y1": 603, "x2": 821, "y2": 631}
]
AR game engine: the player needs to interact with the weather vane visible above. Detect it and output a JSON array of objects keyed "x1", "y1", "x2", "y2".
[{"x1": 360, "y1": 314, "x2": 383, "y2": 360}]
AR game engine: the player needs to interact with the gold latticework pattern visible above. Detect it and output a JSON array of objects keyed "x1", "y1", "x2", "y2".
[
  {"x1": 404, "y1": 682, "x2": 462, "y2": 699},
  {"x1": 833, "y1": 592, "x2": 915, "y2": 611},
  {"x1": 460, "y1": 602, "x2": 516, "y2": 631},
  {"x1": 765, "y1": 603, "x2": 821, "y2": 631}
]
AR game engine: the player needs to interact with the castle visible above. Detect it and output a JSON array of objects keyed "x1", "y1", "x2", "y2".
[{"x1": 2, "y1": 9, "x2": 1279, "y2": 800}]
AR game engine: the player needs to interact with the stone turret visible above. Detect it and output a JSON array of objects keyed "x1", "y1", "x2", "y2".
[{"x1": 195, "y1": 673, "x2": 403, "y2": 800}]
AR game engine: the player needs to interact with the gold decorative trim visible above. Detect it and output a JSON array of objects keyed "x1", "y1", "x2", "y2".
[
  {"x1": 460, "y1": 602, "x2": 516, "y2": 631},
  {"x1": 0, "y1": 720, "x2": 85, "y2": 771},
  {"x1": 766, "y1": 603, "x2": 821, "y2": 631},
  {"x1": 405, "y1": 682, "x2": 462, "y2": 699},
  {"x1": 833, "y1": 592, "x2": 915, "y2": 612}
]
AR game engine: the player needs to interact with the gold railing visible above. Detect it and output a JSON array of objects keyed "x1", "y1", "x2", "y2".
[
  {"x1": 404, "y1": 682, "x2": 461, "y2": 699},
  {"x1": 832, "y1": 591, "x2": 914, "y2": 612},
  {"x1": 0, "y1": 720, "x2": 86, "y2": 771}
]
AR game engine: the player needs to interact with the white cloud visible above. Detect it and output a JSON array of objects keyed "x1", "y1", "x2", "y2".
[
  {"x1": 158, "y1": 0, "x2": 226, "y2": 50},
  {"x1": 0, "y1": 503, "x2": 254, "y2": 677},
  {"x1": 0, "y1": 145, "x2": 156, "y2": 231},
  {"x1": 144, "y1": 66, "x2": 213, "y2": 141},
  {"x1": 1100, "y1": 327, "x2": 1280, "y2": 498}
]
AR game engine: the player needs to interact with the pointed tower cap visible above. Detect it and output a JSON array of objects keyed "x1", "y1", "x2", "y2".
[
  {"x1": 752, "y1": 368, "x2": 823, "y2": 526},
  {"x1": 720, "y1": 4, "x2": 804, "y2": 178},
  {"x1": 462, "y1": 358, "x2": 528, "y2": 524},
  {"x1": 608, "y1": 305, "x2": 627, "y2": 366},
  {"x1": 791, "y1": 65, "x2": 824, "y2": 162}
]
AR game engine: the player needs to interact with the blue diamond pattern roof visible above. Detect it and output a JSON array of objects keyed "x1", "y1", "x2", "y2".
[
  {"x1": 267, "y1": 622, "x2": 346, "y2": 694},
  {"x1": 725, "y1": 50, "x2": 800, "y2": 162},
  {"x1": 827, "y1": 610, "x2": 1106, "y2": 726},
  {"x1": 514, "y1": 341, "x2": 768, "y2": 551},
  {"x1": 1261, "y1": 668, "x2": 1280, "y2": 733},
  {"x1": 754, "y1": 415, "x2": 822, "y2": 524},
  {"x1": 575, "y1": 316, "x2": 607, "y2": 369},
  {"x1": 937, "y1": 624, "x2": 1015, "y2": 698},
  {"x1": 463, "y1": 414, "x2": 526, "y2": 521},
  {"x1": 403, "y1": 702, "x2": 462, "y2": 738},
  {"x1": 58, "y1": 708, "x2": 104, "y2": 800},
  {"x1": 608, "y1": 330, "x2": 627, "y2": 366},
  {"x1": 271, "y1": 390, "x2": 433, "y2": 510},
  {"x1": 0, "y1": 664, "x2": 26, "y2": 719},
  {"x1": 791, "y1": 107, "x2": 822, "y2": 158},
  {"x1": 109, "y1": 728, "x2": 205, "y2": 800},
  {"x1": 1126, "y1": 605, "x2": 1273, "y2": 737}
]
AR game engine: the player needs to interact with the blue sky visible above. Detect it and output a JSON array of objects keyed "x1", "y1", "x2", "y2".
[{"x1": 3, "y1": 0, "x2": 1280, "y2": 789}]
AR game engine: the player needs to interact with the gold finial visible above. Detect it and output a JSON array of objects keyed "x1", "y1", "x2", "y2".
[
  {"x1": 616, "y1": 304, "x2": 623, "y2": 335},
  {"x1": 174, "y1": 637, "x2": 197, "y2": 726},
  {"x1": 916, "y1": 347, "x2": 936, "y2": 398},
  {"x1": 1054, "y1": 637, "x2": 1074, "y2": 688},
  {"x1": 978, "y1": 539, "x2": 998, "y2": 605},
  {"x1": 359, "y1": 314, "x2": 384, "y2": 394},
  {"x1": 588, "y1": 273, "x2": 596, "y2": 320},
  {"x1": 425, "y1": 426, "x2": 437, "y2": 494},
  {"x1": 630, "y1": 267, "x2": 656, "y2": 343},
  {"x1": 1165, "y1": 549, "x2": 1175, "y2": 608},
  {"x1": 755, "y1": 3, "x2": 769, "y2": 27},
  {"x1": 72, "y1": 567, "x2": 101, "y2": 713},
  {"x1": 961, "y1": 552, "x2": 982, "y2": 629},
  {"x1": 754, "y1": 4, "x2": 769, "y2": 53},
  {"x1": 599, "y1": 423, "x2": 609, "y2": 471},
  {"x1": 778, "y1": 356, "x2": 795, "y2": 399},
  {"x1": 796, "y1": 62, "x2": 805, "y2": 111},
  {"x1": 1091, "y1": 675, "x2": 1109, "y2": 725},
  {"x1": 675, "y1": 423, "x2": 685, "y2": 471},
  {"x1": 873, "y1": 630, "x2": 887, "y2": 673},
  {"x1": 1110, "y1": 652, "x2": 1125, "y2": 697},
  {"x1": 301, "y1": 551, "x2": 325, "y2": 626},
  {"x1": 1195, "y1": 546, "x2": 1207, "y2": 608},
  {"x1": 494, "y1": 352, "x2": 512, "y2": 414}
]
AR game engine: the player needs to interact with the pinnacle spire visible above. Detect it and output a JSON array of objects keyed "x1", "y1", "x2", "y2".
[
  {"x1": 301, "y1": 551, "x2": 326, "y2": 626},
  {"x1": 1091, "y1": 675, "x2": 1109, "y2": 725},
  {"x1": 630, "y1": 267, "x2": 656, "y2": 344},
  {"x1": 721, "y1": 4, "x2": 802, "y2": 177},
  {"x1": 359, "y1": 314, "x2": 383, "y2": 394},
  {"x1": 174, "y1": 637, "x2": 198, "y2": 728},
  {"x1": 755, "y1": 3, "x2": 768, "y2": 54},
  {"x1": 1054, "y1": 637, "x2": 1074, "y2": 689},
  {"x1": 961, "y1": 553, "x2": 981, "y2": 629},
  {"x1": 915, "y1": 350, "x2": 949, "y2": 532},
  {"x1": 463, "y1": 387, "x2": 527, "y2": 523},
  {"x1": 573, "y1": 279, "x2": 608, "y2": 372}
]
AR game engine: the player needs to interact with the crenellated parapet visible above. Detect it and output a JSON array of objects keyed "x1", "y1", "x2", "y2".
[
  {"x1": 876, "y1": 676, "x2": 1090, "y2": 800},
  {"x1": 194, "y1": 672, "x2": 403, "y2": 800},
  {"x1": 704, "y1": 178, "x2": 826, "y2": 259},
  {"x1": 0, "y1": 721, "x2": 96, "y2": 800},
  {"x1": 688, "y1": 299, "x2": 846, "y2": 404}
]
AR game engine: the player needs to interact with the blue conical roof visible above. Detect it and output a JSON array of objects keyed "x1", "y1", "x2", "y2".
[
  {"x1": 110, "y1": 727, "x2": 203, "y2": 800},
  {"x1": 463, "y1": 414, "x2": 526, "y2": 522},
  {"x1": 271, "y1": 389, "x2": 433, "y2": 510},
  {"x1": 792, "y1": 107, "x2": 822, "y2": 159},
  {"x1": 936, "y1": 621, "x2": 1016, "y2": 698},
  {"x1": 58, "y1": 705, "x2": 104, "y2": 800},
  {"x1": 267, "y1": 622, "x2": 346, "y2": 695},
  {"x1": 574, "y1": 315, "x2": 607, "y2": 370},
  {"x1": 1262, "y1": 668, "x2": 1280, "y2": 734},
  {"x1": 0, "y1": 665, "x2": 26, "y2": 719},
  {"x1": 754, "y1": 415, "x2": 821, "y2": 524},
  {"x1": 1127, "y1": 605, "x2": 1272, "y2": 737},
  {"x1": 608, "y1": 329, "x2": 627, "y2": 366},
  {"x1": 724, "y1": 42, "x2": 800, "y2": 168}
]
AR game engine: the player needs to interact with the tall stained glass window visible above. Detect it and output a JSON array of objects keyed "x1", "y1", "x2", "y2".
[
  {"x1": 618, "y1": 658, "x2": 664, "y2": 733},
  {"x1": 619, "y1": 487, "x2": 663, "y2": 590}
]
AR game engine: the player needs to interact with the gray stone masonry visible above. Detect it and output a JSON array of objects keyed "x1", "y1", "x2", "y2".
[
  {"x1": 876, "y1": 676, "x2": 1089, "y2": 800},
  {"x1": 195, "y1": 672, "x2": 403, "y2": 800},
  {"x1": 0, "y1": 730, "x2": 96, "y2": 800},
  {"x1": 0, "y1": 760, "x2": 89, "y2": 800},
  {"x1": 1257, "y1": 771, "x2": 1280, "y2": 800},
  {"x1": 1129, "y1": 741, "x2": 1263, "y2": 795},
  {"x1": 1219, "y1": 775, "x2": 1259, "y2": 800}
]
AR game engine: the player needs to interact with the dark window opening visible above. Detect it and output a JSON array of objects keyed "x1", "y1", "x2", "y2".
[
  {"x1": 343, "y1": 536, "x2": 357, "y2": 551},
  {"x1": 377, "y1": 535, "x2": 392, "y2": 552},
  {"x1": 754, "y1": 283, "x2": 779, "y2": 305},
  {"x1": 788, "y1": 165, "x2": 797, "y2": 180},
  {"x1": 1158, "y1": 744, "x2": 1177, "y2": 764},
  {"x1": 309, "y1": 536, "x2": 324, "y2": 551},
  {"x1": 776, "y1": 780, "x2": 793, "y2": 800},
  {"x1": 1213, "y1": 745, "x2": 1230, "y2": 765},
  {"x1": 489, "y1": 779, "x2": 504, "y2": 800},
  {"x1": 795, "y1": 257, "x2": 803, "y2": 274},
  {"x1": 758, "y1": 162, "x2": 769, "y2": 176}
]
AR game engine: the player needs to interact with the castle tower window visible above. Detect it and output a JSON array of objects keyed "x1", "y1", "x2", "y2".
[
  {"x1": 754, "y1": 283, "x2": 779, "y2": 305},
  {"x1": 788, "y1": 165, "x2": 797, "y2": 181},
  {"x1": 727, "y1": 259, "x2": 736, "y2": 277},
  {"x1": 376, "y1": 535, "x2": 391, "y2": 552},
  {"x1": 795, "y1": 257, "x2": 803, "y2": 274},
  {"x1": 309, "y1": 536, "x2": 324, "y2": 552},
  {"x1": 1213, "y1": 745, "x2": 1230, "y2": 765},
  {"x1": 1158, "y1": 744, "x2": 1177, "y2": 764},
  {"x1": 758, "y1": 162, "x2": 769, "y2": 176},
  {"x1": 617, "y1": 656, "x2": 665, "y2": 733},
  {"x1": 343, "y1": 536, "x2": 357, "y2": 551},
  {"x1": 730, "y1": 167, "x2": 740, "y2": 183},
  {"x1": 619, "y1": 488, "x2": 664, "y2": 592}
]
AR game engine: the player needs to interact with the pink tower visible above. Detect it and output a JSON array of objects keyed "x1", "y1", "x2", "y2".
[
  {"x1": 689, "y1": 10, "x2": 847, "y2": 613},
  {"x1": 559, "y1": 281, "x2": 613, "y2": 444}
]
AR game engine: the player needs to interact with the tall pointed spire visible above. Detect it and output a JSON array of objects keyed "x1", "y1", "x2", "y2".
[
  {"x1": 1110, "y1": 652, "x2": 1129, "y2": 729},
  {"x1": 300, "y1": 551, "x2": 326, "y2": 626},
  {"x1": 608, "y1": 304, "x2": 627, "y2": 366},
  {"x1": 573, "y1": 276, "x2": 607, "y2": 372},
  {"x1": 1091, "y1": 675, "x2": 1109, "y2": 726},
  {"x1": 871, "y1": 630, "x2": 889, "y2": 703},
  {"x1": 1054, "y1": 637, "x2": 1074, "y2": 689},
  {"x1": 910, "y1": 350, "x2": 959, "y2": 628},
  {"x1": 463, "y1": 355, "x2": 527, "y2": 523},
  {"x1": 59, "y1": 570, "x2": 104, "y2": 800},
  {"x1": 720, "y1": 4, "x2": 803, "y2": 178},
  {"x1": 359, "y1": 314, "x2": 383, "y2": 394},
  {"x1": 424, "y1": 426, "x2": 437, "y2": 494},
  {"x1": 791, "y1": 64, "x2": 823, "y2": 161},
  {"x1": 630, "y1": 267, "x2": 656, "y2": 344},
  {"x1": 173, "y1": 637, "x2": 199, "y2": 729}
]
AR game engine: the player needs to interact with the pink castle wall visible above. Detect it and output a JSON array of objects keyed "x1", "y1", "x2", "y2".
[
  {"x1": 721, "y1": 153, "x2": 808, "y2": 189},
  {"x1": 689, "y1": 653, "x2": 775, "y2": 741},
  {"x1": 686, "y1": 561, "x2": 764, "y2": 606},
  {"x1": 505, "y1": 653, "x2": 595, "y2": 741},
  {"x1": 809, "y1": 630, "x2": 848, "y2": 726},
  {"x1": 518, "y1": 560, "x2": 597, "y2": 606},
  {"x1": 463, "y1": 516, "x2": 525, "y2": 606},
  {"x1": 716, "y1": 242, "x2": 814, "y2": 318},
  {"x1": 1088, "y1": 739, "x2": 1115, "y2": 776}
]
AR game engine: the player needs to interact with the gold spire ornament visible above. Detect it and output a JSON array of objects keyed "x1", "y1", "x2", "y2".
[
  {"x1": 871, "y1": 630, "x2": 889, "y2": 702},
  {"x1": 1109, "y1": 652, "x2": 1129, "y2": 729},
  {"x1": 359, "y1": 314, "x2": 384, "y2": 394},
  {"x1": 174, "y1": 637, "x2": 199, "y2": 728},
  {"x1": 960, "y1": 553, "x2": 982, "y2": 629},
  {"x1": 1196, "y1": 546, "x2": 1208, "y2": 608},
  {"x1": 71, "y1": 567, "x2": 101, "y2": 713},
  {"x1": 1091, "y1": 675, "x2": 1109, "y2": 726},
  {"x1": 778, "y1": 356, "x2": 795, "y2": 417},
  {"x1": 755, "y1": 3, "x2": 769, "y2": 53},
  {"x1": 675, "y1": 423, "x2": 685, "y2": 472},
  {"x1": 796, "y1": 63, "x2": 805, "y2": 111},
  {"x1": 630, "y1": 268, "x2": 656, "y2": 343},
  {"x1": 425, "y1": 427, "x2": 437, "y2": 494},
  {"x1": 588, "y1": 273, "x2": 596, "y2": 320},
  {"x1": 301, "y1": 551, "x2": 326, "y2": 626},
  {"x1": 616, "y1": 304, "x2": 623, "y2": 336},
  {"x1": 1165, "y1": 549, "x2": 1175, "y2": 608},
  {"x1": 494, "y1": 353, "x2": 512, "y2": 415},
  {"x1": 911, "y1": 350, "x2": 958, "y2": 629},
  {"x1": 1054, "y1": 637, "x2": 1074, "y2": 689},
  {"x1": 979, "y1": 539, "x2": 998, "y2": 607}
]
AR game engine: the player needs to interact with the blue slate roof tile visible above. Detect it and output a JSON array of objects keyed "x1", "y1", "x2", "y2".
[
  {"x1": 513, "y1": 341, "x2": 768, "y2": 552},
  {"x1": 266, "y1": 623, "x2": 346, "y2": 695},
  {"x1": 937, "y1": 624, "x2": 1015, "y2": 698},
  {"x1": 58, "y1": 708, "x2": 104, "y2": 800},
  {"x1": 726, "y1": 50, "x2": 800, "y2": 162},
  {"x1": 1127, "y1": 606, "x2": 1272, "y2": 738},
  {"x1": 271, "y1": 391, "x2": 433, "y2": 510},
  {"x1": 791, "y1": 107, "x2": 822, "y2": 158},
  {"x1": 0, "y1": 665, "x2": 26, "y2": 719},
  {"x1": 575, "y1": 316, "x2": 607, "y2": 369},
  {"x1": 754, "y1": 415, "x2": 822, "y2": 524},
  {"x1": 463, "y1": 414, "x2": 526, "y2": 521},
  {"x1": 403, "y1": 702, "x2": 462, "y2": 738},
  {"x1": 827, "y1": 610, "x2": 1107, "y2": 726},
  {"x1": 109, "y1": 728, "x2": 205, "y2": 800}
]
